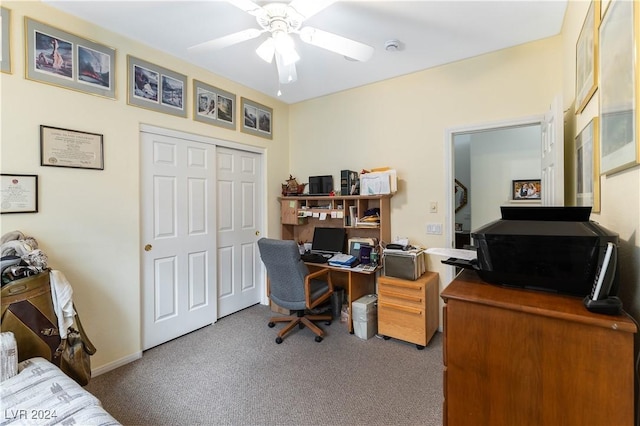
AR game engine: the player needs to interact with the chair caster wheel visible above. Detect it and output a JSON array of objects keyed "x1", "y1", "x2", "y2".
[
  {"x1": 324, "y1": 321, "x2": 332, "y2": 326},
  {"x1": 268, "y1": 322, "x2": 275, "y2": 328},
  {"x1": 416, "y1": 345, "x2": 425, "y2": 350},
  {"x1": 315, "y1": 336, "x2": 323, "y2": 342},
  {"x1": 382, "y1": 335, "x2": 391, "y2": 340},
  {"x1": 275, "y1": 337, "x2": 283, "y2": 344}
]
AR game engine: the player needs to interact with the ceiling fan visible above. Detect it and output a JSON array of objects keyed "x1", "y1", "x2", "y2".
[{"x1": 188, "y1": 0, "x2": 375, "y2": 85}]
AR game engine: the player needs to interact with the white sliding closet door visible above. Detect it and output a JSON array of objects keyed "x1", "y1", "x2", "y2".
[
  {"x1": 141, "y1": 131, "x2": 217, "y2": 350},
  {"x1": 216, "y1": 146, "x2": 263, "y2": 318}
]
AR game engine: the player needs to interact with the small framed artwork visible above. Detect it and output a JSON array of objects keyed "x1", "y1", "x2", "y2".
[
  {"x1": 1, "y1": 174, "x2": 38, "y2": 214},
  {"x1": 25, "y1": 18, "x2": 116, "y2": 98},
  {"x1": 512, "y1": 179, "x2": 541, "y2": 200},
  {"x1": 575, "y1": 0, "x2": 600, "y2": 114},
  {"x1": 193, "y1": 80, "x2": 236, "y2": 130},
  {"x1": 1, "y1": 7, "x2": 12, "y2": 73},
  {"x1": 40, "y1": 125, "x2": 104, "y2": 170},
  {"x1": 241, "y1": 97, "x2": 272, "y2": 139},
  {"x1": 576, "y1": 118, "x2": 600, "y2": 212},
  {"x1": 127, "y1": 55, "x2": 187, "y2": 118},
  {"x1": 598, "y1": 0, "x2": 638, "y2": 175}
]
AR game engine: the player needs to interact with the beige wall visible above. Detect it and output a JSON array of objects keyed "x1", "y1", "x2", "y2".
[
  {"x1": 290, "y1": 36, "x2": 564, "y2": 282},
  {"x1": 290, "y1": 1, "x2": 639, "y2": 328},
  {"x1": 0, "y1": 1, "x2": 290, "y2": 371},
  {"x1": 2, "y1": 1, "x2": 639, "y2": 373},
  {"x1": 561, "y1": 1, "x2": 640, "y2": 324}
]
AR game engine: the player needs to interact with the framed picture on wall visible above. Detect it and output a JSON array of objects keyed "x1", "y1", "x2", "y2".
[
  {"x1": 575, "y1": 0, "x2": 600, "y2": 114},
  {"x1": 512, "y1": 179, "x2": 541, "y2": 200},
  {"x1": 598, "y1": 0, "x2": 638, "y2": 175},
  {"x1": 241, "y1": 97, "x2": 272, "y2": 139},
  {"x1": 40, "y1": 125, "x2": 104, "y2": 170},
  {"x1": 1, "y1": 174, "x2": 38, "y2": 214},
  {"x1": 1, "y1": 7, "x2": 12, "y2": 73},
  {"x1": 24, "y1": 17, "x2": 116, "y2": 98},
  {"x1": 575, "y1": 118, "x2": 600, "y2": 212},
  {"x1": 193, "y1": 80, "x2": 236, "y2": 130},
  {"x1": 127, "y1": 55, "x2": 187, "y2": 118}
]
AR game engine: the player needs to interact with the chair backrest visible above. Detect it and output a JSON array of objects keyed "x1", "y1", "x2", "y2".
[{"x1": 257, "y1": 238, "x2": 309, "y2": 307}]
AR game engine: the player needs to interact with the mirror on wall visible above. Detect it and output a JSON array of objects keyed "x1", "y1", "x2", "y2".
[{"x1": 454, "y1": 179, "x2": 468, "y2": 213}]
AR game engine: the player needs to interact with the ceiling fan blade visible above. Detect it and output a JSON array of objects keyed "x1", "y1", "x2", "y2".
[
  {"x1": 226, "y1": 0, "x2": 264, "y2": 17},
  {"x1": 188, "y1": 28, "x2": 263, "y2": 52},
  {"x1": 275, "y1": 52, "x2": 298, "y2": 84},
  {"x1": 298, "y1": 27, "x2": 374, "y2": 62},
  {"x1": 288, "y1": 0, "x2": 336, "y2": 20}
]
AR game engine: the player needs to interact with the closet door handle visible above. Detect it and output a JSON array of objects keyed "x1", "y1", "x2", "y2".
[{"x1": 144, "y1": 244, "x2": 152, "y2": 252}]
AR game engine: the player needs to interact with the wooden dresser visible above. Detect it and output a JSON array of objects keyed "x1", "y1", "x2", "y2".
[
  {"x1": 441, "y1": 270, "x2": 637, "y2": 426},
  {"x1": 377, "y1": 271, "x2": 439, "y2": 349}
]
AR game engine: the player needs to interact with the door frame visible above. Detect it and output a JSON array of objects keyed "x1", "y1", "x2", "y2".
[
  {"x1": 443, "y1": 115, "x2": 543, "y2": 285},
  {"x1": 139, "y1": 124, "x2": 270, "y2": 309}
]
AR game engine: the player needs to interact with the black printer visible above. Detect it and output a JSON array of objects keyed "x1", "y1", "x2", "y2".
[{"x1": 464, "y1": 207, "x2": 618, "y2": 297}]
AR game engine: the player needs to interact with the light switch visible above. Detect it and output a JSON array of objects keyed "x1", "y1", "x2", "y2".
[{"x1": 426, "y1": 223, "x2": 443, "y2": 235}]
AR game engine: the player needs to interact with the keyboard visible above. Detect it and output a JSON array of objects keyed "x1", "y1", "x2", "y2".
[{"x1": 301, "y1": 253, "x2": 331, "y2": 264}]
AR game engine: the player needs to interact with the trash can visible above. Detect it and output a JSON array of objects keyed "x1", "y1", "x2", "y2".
[{"x1": 352, "y1": 294, "x2": 378, "y2": 340}]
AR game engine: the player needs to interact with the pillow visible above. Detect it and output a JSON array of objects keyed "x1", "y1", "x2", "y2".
[{"x1": 1, "y1": 331, "x2": 18, "y2": 381}]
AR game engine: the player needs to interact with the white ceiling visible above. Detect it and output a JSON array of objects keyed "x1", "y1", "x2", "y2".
[{"x1": 43, "y1": 0, "x2": 568, "y2": 104}]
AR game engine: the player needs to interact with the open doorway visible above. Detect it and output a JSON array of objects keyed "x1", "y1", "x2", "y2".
[{"x1": 445, "y1": 116, "x2": 546, "y2": 284}]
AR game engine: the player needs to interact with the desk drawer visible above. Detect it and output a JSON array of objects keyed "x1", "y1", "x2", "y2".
[
  {"x1": 377, "y1": 272, "x2": 438, "y2": 347},
  {"x1": 378, "y1": 276, "x2": 427, "y2": 345},
  {"x1": 378, "y1": 300, "x2": 426, "y2": 345}
]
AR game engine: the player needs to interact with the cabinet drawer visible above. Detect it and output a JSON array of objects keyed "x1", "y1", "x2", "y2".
[{"x1": 378, "y1": 301, "x2": 426, "y2": 345}]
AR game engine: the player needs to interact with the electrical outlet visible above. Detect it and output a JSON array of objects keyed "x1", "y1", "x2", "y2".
[
  {"x1": 426, "y1": 223, "x2": 443, "y2": 235},
  {"x1": 429, "y1": 201, "x2": 438, "y2": 213}
]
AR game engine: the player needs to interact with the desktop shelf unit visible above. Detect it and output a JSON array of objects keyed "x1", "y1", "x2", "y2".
[{"x1": 279, "y1": 194, "x2": 392, "y2": 246}]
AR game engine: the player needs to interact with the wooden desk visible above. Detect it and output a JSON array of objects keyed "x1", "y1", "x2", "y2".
[
  {"x1": 305, "y1": 262, "x2": 379, "y2": 333},
  {"x1": 441, "y1": 270, "x2": 637, "y2": 426}
]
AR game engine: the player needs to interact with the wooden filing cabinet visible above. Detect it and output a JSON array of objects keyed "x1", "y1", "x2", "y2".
[
  {"x1": 441, "y1": 270, "x2": 637, "y2": 426},
  {"x1": 377, "y1": 271, "x2": 439, "y2": 349}
]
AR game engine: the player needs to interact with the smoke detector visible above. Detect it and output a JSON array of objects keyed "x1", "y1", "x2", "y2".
[{"x1": 385, "y1": 39, "x2": 400, "y2": 52}]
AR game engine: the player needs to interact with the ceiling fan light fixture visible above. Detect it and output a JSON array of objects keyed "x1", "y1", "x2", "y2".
[
  {"x1": 272, "y1": 31, "x2": 299, "y2": 65},
  {"x1": 256, "y1": 38, "x2": 275, "y2": 63}
]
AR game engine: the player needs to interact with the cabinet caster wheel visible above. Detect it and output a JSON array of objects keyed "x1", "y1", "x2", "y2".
[
  {"x1": 275, "y1": 337, "x2": 283, "y2": 344},
  {"x1": 416, "y1": 345, "x2": 425, "y2": 350},
  {"x1": 382, "y1": 335, "x2": 391, "y2": 340},
  {"x1": 268, "y1": 322, "x2": 275, "y2": 328},
  {"x1": 315, "y1": 336, "x2": 323, "y2": 342}
]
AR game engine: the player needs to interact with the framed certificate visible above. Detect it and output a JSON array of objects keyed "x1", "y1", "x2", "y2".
[
  {"x1": 1, "y1": 174, "x2": 38, "y2": 214},
  {"x1": 40, "y1": 125, "x2": 104, "y2": 170}
]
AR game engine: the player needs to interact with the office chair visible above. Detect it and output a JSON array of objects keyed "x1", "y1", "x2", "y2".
[{"x1": 257, "y1": 238, "x2": 334, "y2": 344}]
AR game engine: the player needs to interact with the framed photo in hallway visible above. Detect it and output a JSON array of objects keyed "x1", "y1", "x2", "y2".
[
  {"x1": 512, "y1": 179, "x2": 541, "y2": 200},
  {"x1": 25, "y1": 18, "x2": 116, "y2": 99}
]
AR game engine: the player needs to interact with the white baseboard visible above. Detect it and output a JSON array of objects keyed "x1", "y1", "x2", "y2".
[{"x1": 91, "y1": 351, "x2": 142, "y2": 377}]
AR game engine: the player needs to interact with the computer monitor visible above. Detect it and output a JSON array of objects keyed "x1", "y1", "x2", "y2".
[{"x1": 311, "y1": 227, "x2": 346, "y2": 255}]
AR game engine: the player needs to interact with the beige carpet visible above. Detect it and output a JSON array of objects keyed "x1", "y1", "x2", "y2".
[{"x1": 86, "y1": 304, "x2": 443, "y2": 425}]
